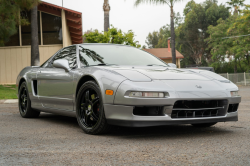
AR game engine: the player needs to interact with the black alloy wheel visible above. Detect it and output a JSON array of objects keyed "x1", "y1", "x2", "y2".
[
  {"x1": 18, "y1": 82, "x2": 40, "y2": 118},
  {"x1": 76, "y1": 81, "x2": 111, "y2": 135},
  {"x1": 79, "y1": 89, "x2": 100, "y2": 128},
  {"x1": 19, "y1": 85, "x2": 28, "y2": 114}
]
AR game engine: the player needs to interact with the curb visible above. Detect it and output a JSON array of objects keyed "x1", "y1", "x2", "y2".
[{"x1": 0, "y1": 99, "x2": 18, "y2": 104}]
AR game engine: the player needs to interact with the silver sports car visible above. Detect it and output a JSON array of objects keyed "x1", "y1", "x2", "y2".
[{"x1": 16, "y1": 44, "x2": 241, "y2": 134}]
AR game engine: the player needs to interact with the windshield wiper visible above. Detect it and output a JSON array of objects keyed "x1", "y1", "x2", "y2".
[{"x1": 147, "y1": 64, "x2": 168, "y2": 67}]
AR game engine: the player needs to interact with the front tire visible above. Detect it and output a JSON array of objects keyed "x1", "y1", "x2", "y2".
[
  {"x1": 76, "y1": 81, "x2": 111, "y2": 135},
  {"x1": 18, "y1": 82, "x2": 40, "y2": 118},
  {"x1": 191, "y1": 122, "x2": 217, "y2": 127}
]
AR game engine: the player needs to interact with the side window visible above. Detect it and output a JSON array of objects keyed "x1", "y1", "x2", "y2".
[{"x1": 52, "y1": 46, "x2": 77, "y2": 69}]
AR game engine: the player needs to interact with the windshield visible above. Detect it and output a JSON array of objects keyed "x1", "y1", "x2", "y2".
[{"x1": 79, "y1": 45, "x2": 168, "y2": 67}]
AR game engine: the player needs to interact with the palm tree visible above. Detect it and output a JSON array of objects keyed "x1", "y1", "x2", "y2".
[
  {"x1": 103, "y1": 0, "x2": 111, "y2": 32},
  {"x1": 134, "y1": 0, "x2": 182, "y2": 64},
  {"x1": 31, "y1": 5, "x2": 40, "y2": 66},
  {"x1": 226, "y1": 0, "x2": 245, "y2": 15}
]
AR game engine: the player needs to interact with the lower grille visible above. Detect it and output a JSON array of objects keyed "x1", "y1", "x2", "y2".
[
  {"x1": 171, "y1": 100, "x2": 228, "y2": 118},
  {"x1": 133, "y1": 106, "x2": 164, "y2": 116},
  {"x1": 228, "y1": 104, "x2": 239, "y2": 113}
]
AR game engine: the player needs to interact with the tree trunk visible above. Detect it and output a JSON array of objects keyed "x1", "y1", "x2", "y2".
[
  {"x1": 170, "y1": 5, "x2": 176, "y2": 64},
  {"x1": 31, "y1": 6, "x2": 40, "y2": 66},
  {"x1": 103, "y1": 0, "x2": 110, "y2": 32},
  {"x1": 104, "y1": 12, "x2": 109, "y2": 32}
]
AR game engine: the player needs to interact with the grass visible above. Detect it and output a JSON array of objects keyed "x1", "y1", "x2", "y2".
[{"x1": 0, "y1": 85, "x2": 18, "y2": 99}]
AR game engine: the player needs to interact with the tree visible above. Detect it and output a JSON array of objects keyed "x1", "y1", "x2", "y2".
[
  {"x1": 103, "y1": 0, "x2": 111, "y2": 32},
  {"x1": 206, "y1": 0, "x2": 248, "y2": 73},
  {"x1": 145, "y1": 25, "x2": 171, "y2": 48},
  {"x1": 145, "y1": 12, "x2": 181, "y2": 49},
  {"x1": 145, "y1": 31, "x2": 160, "y2": 48},
  {"x1": 31, "y1": 5, "x2": 40, "y2": 66},
  {"x1": 226, "y1": 0, "x2": 245, "y2": 15},
  {"x1": 228, "y1": 4, "x2": 250, "y2": 72},
  {"x1": 175, "y1": 0, "x2": 230, "y2": 65},
  {"x1": 134, "y1": 0, "x2": 183, "y2": 64},
  {"x1": 206, "y1": 17, "x2": 236, "y2": 72},
  {"x1": 83, "y1": 26, "x2": 141, "y2": 48},
  {"x1": 0, "y1": 0, "x2": 40, "y2": 46}
]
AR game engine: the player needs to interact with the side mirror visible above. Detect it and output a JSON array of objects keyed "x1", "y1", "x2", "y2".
[
  {"x1": 53, "y1": 59, "x2": 70, "y2": 72},
  {"x1": 168, "y1": 63, "x2": 177, "y2": 68}
]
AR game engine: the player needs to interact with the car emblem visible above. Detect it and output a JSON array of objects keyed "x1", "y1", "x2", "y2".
[{"x1": 196, "y1": 85, "x2": 202, "y2": 88}]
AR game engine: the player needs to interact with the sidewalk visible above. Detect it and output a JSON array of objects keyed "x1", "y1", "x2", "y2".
[{"x1": 0, "y1": 99, "x2": 18, "y2": 104}]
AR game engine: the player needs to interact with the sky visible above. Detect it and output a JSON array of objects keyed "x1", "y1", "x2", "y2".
[{"x1": 43, "y1": 0, "x2": 233, "y2": 47}]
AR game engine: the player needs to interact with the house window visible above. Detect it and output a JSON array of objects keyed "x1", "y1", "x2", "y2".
[
  {"x1": 21, "y1": 11, "x2": 41, "y2": 45},
  {"x1": 1, "y1": 10, "x2": 63, "y2": 47},
  {"x1": 4, "y1": 27, "x2": 20, "y2": 46},
  {"x1": 42, "y1": 12, "x2": 62, "y2": 45}
]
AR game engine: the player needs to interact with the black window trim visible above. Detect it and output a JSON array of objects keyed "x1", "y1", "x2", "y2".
[{"x1": 42, "y1": 45, "x2": 78, "y2": 70}]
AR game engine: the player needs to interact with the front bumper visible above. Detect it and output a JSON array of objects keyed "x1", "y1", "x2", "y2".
[
  {"x1": 107, "y1": 115, "x2": 238, "y2": 127},
  {"x1": 104, "y1": 97, "x2": 240, "y2": 127}
]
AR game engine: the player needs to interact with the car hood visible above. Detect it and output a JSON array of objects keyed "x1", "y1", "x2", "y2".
[{"x1": 98, "y1": 66, "x2": 211, "y2": 81}]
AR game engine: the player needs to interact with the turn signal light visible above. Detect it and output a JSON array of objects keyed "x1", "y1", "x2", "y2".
[
  {"x1": 230, "y1": 91, "x2": 239, "y2": 97},
  {"x1": 106, "y1": 90, "x2": 114, "y2": 95}
]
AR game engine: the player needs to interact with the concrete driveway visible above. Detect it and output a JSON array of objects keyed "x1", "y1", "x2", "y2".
[{"x1": 0, "y1": 87, "x2": 249, "y2": 165}]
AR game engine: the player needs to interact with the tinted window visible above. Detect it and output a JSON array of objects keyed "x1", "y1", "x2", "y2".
[
  {"x1": 79, "y1": 45, "x2": 168, "y2": 66},
  {"x1": 4, "y1": 26, "x2": 20, "y2": 46},
  {"x1": 21, "y1": 11, "x2": 41, "y2": 45},
  {"x1": 52, "y1": 46, "x2": 77, "y2": 69},
  {"x1": 42, "y1": 12, "x2": 62, "y2": 45}
]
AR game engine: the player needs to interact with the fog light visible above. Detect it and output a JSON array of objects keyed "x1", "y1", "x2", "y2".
[
  {"x1": 129, "y1": 92, "x2": 168, "y2": 98},
  {"x1": 230, "y1": 91, "x2": 239, "y2": 97},
  {"x1": 129, "y1": 92, "x2": 142, "y2": 97}
]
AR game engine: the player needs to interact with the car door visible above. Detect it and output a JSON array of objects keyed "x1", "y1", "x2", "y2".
[{"x1": 37, "y1": 46, "x2": 77, "y2": 111}]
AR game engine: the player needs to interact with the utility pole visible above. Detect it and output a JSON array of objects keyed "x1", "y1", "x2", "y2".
[{"x1": 103, "y1": 0, "x2": 110, "y2": 32}]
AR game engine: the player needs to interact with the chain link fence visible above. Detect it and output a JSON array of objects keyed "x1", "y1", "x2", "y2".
[{"x1": 218, "y1": 73, "x2": 250, "y2": 86}]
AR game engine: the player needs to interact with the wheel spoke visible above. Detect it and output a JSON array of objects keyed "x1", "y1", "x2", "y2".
[
  {"x1": 90, "y1": 112, "x2": 99, "y2": 121},
  {"x1": 84, "y1": 113, "x2": 89, "y2": 124},
  {"x1": 80, "y1": 110, "x2": 85, "y2": 121},
  {"x1": 20, "y1": 95, "x2": 24, "y2": 103},
  {"x1": 85, "y1": 91, "x2": 90, "y2": 102},
  {"x1": 92, "y1": 98, "x2": 99, "y2": 106},
  {"x1": 81, "y1": 103, "x2": 86, "y2": 110}
]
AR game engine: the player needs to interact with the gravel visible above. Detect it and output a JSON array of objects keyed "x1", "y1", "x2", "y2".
[{"x1": 0, "y1": 87, "x2": 250, "y2": 165}]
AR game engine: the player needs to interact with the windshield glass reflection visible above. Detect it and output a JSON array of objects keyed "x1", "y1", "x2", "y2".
[{"x1": 79, "y1": 45, "x2": 168, "y2": 67}]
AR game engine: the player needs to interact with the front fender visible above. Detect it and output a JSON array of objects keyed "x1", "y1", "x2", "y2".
[
  {"x1": 16, "y1": 66, "x2": 41, "y2": 100},
  {"x1": 77, "y1": 67, "x2": 127, "y2": 104}
]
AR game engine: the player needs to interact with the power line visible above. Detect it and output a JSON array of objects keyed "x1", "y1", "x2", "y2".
[{"x1": 222, "y1": 34, "x2": 250, "y2": 39}]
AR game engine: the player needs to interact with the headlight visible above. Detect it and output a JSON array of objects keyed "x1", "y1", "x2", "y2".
[
  {"x1": 230, "y1": 91, "x2": 239, "y2": 97},
  {"x1": 129, "y1": 92, "x2": 169, "y2": 98}
]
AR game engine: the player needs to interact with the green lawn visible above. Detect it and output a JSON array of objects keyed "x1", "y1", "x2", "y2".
[{"x1": 0, "y1": 85, "x2": 18, "y2": 99}]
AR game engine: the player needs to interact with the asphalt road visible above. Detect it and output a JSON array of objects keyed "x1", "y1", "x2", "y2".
[{"x1": 0, "y1": 87, "x2": 250, "y2": 165}]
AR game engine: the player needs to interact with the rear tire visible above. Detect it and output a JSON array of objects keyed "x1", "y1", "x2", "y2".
[
  {"x1": 76, "y1": 81, "x2": 111, "y2": 135},
  {"x1": 191, "y1": 122, "x2": 217, "y2": 127},
  {"x1": 18, "y1": 82, "x2": 40, "y2": 118}
]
